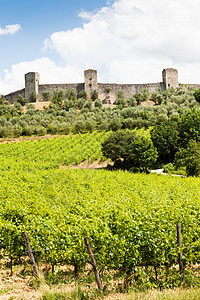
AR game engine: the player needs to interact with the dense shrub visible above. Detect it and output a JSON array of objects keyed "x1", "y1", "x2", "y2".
[
  {"x1": 193, "y1": 89, "x2": 200, "y2": 103},
  {"x1": 91, "y1": 90, "x2": 98, "y2": 101},
  {"x1": 42, "y1": 91, "x2": 51, "y2": 101},
  {"x1": 150, "y1": 119, "x2": 180, "y2": 163},
  {"x1": 35, "y1": 126, "x2": 47, "y2": 136},
  {"x1": 16, "y1": 94, "x2": 28, "y2": 106},
  {"x1": 102, "y1": 130, "x2": 158, "y2": 172},
  {"x1": 178, "y1": 108, "x2": 200, "y2": 148},
  {"x1": 174, "y1": 140, "x2": 200, "y2": 177}
]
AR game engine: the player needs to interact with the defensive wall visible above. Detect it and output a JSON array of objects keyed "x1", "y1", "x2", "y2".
[{"x1": 5, "y1": 68, "x2": 200, "y2": 104}]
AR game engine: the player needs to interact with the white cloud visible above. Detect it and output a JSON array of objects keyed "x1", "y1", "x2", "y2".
[
  {"x1": 2, "y1": 0, "x2": 200, "y2": 94},
  {"x1": 0, "y1": 24, "x2": 21, "y2": 35},
  {"x1": 1, "y1": 57, "x2": 83, "y2": 95},
  {"x1": 40, "y1": 0, "x2": 200, "y2": 84}
]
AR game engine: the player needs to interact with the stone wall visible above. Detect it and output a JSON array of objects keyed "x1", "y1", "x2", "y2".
[
  {"x1": 183, "y1": 83, "x2": 200, "y2": 90},
  {"x1": 39, "y1": 83, "x2": 84, "y2": 99},
  {"x1": 5, "y1": 88, "x2": 25, "y2": 104},
  {"x1": 97, "y1": 82, "x2": 163, "y2": 104},
  {"x1": 4, "y1": 67, "x2": 200, "y2": 104}
]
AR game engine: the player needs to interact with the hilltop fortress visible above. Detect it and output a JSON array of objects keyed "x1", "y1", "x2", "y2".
[{"x1": 5, "y1": 68, "x2": 200, "y2": 104}]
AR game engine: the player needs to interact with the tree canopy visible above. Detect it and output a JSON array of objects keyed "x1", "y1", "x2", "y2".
[{"x1": 102, "y1": 130, "x2": 158, "y2": 172}]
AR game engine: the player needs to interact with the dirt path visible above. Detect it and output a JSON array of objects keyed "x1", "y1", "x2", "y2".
[{"x1": 0, "y1": 134, "x2": 70, "y2": 144}]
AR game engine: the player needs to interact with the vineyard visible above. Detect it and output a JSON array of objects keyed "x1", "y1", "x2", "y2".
[
  {"x1": 1, "y1": 133, "x2": 200, "y2": 291},
  {"x1": 0, "y1": 131, "x2": 107, "y2": 171}
]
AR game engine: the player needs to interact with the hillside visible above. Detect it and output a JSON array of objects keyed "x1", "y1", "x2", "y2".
[{"x1": 1, "y1": 132, "x2": 200, "y2": 299}]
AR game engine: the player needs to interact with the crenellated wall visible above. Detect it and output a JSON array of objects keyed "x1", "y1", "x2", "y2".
[
  {"x1": 5, "y1": 88, "x2": 25, "y2": 104},
  {"x1": 39, "y1": 83, "x2": 84, "y2": 97},
  {"x1": 97, "y1": 82, "x2": 164, "y2": 104},
  {"x1": 4, "y1": 67, "x2": 199, "y2": 104}
]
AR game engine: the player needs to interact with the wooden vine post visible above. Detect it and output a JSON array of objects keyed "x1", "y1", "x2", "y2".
[
  {"x1": 177, "y1": 224, "x2": 184, "y2": 274},
  {"x1": 84, "y1": 237, "x2": 103, "y2": 291},
  {"x1": 22, "y1": 231, "x2": 39, "y2": 278}
]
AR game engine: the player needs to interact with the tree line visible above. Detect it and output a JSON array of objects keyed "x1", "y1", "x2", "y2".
[
  {"x1": 0, "y1": 85, "x2": 198, "y2": 138},
  {"x1": 102, "y1": 107, "x2": 200, "y2": 176}
]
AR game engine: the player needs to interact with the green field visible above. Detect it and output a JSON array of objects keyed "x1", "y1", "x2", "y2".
[
  {"x1": 1, "y1": 133, "x2": 200, "y2": 290},
  {"x1": 0, "y1": 131, "x2": 107, "y2": 171}
]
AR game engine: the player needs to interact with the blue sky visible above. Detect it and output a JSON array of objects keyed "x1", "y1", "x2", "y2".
[
  {"x1": 0, "y1": 0, "x2": 108, "y2": 77},
  {"x1": 1, "y1": 0, "x2": 200, "y2": 94}
]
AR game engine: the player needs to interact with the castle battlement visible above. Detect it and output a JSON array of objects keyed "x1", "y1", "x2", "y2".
[{"x1": 5, "y1": 68, "x2": 200, "y2": 104}]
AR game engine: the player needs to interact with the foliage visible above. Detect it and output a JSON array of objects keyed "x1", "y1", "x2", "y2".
[
  {"x1": 94, "y1": 99, "x2": 102, "y2": 109},
  {"x1": 51, "y1": 90, "x2": 64, "y2": 106},
  {"x1": 79, "y1": 90, "x2": 88, "y2": 100},
  {"x1": 16, "y1": 94, "x2": 28, "y2": 106},
  {"x1": 174, "y1": 140, "x2": 200, "y2": 176},
  {"x1": 106, "y1": 87, "x2": 111, "y2": 93},
  {"x1": 150, "y1": 119, "x2": 180, "y2": 163},
  {"x1": 69, "y1": 89, "x2": 77, "y2": 101},
  {"x1": 82, "y1": 101, "x2": 92, "y2": 110},
  {"x1": 102, "y1": 130, "x2": 157, "y2": 172},
  {"x1": 91, "y1": 90, "x2": 98, "y2": 101},
  {"x1": 163, "y1": 163, "x2": 175, "y2": 174},
  {"x1": 0, "y1": 86, "x2": 199, "y2": 141},
  {"x1": 42, "y1": 91, "x2": 51, "y2": 101},
  {"x1": 1, "y1": 151, "x2": 200, "y2": 284},
  {"x1": 193, "y1": 89, "x2": 200, "y2": 103},
  {"x1": 109, "y1": 117, "x2": 122, "y2": 131},
  {"x1": 30, "y1": 90, "x2": 37, "y2": 102},
  {"x1": 76, "y1": 98, "x2": 86, "y2": 110},
  {"x1": 178, "y1": 108, "x2": 200, "y2": 148},
  {"x1": 117, "y1": 90, "x2": 125, "y2": 100}
]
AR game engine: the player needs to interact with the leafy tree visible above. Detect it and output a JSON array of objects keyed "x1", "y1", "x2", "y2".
[
  {"x1": 69, "y1": 89, "x2": 77, "y2": 101},
  {"x1": 42, "y1": 91, "x2": 51, "y2": 101},
  {"x1": 64, "y1": 100, "x2": 74, "y2": 111},
  {"x1": 157, "y1": 113, "x2": 168, "y2": 123},
  {"x1": 59, "y1": 122, "x2": 71, "y2": 134},
  {"x1": 117, "y1": 90, "x2": 125, "y2": 100},
  {"x1": 85, "y1": 118, "x2": 96, "y2": 133},
  {"x1": 178, "y1": 108, "x2": 200, "y2": 148},
  {"x1": 127, "y1": 97, "x2": 137, "y2": 107},
  {"x1": 94, "y1": 99, "x2": 102, "y2": 109},
  {"x1": 29, "y1": 90, "x2": 37, "y2": 102},
  {"x1": 35, "y1": 126, "x2": 47, "y2": 136},
  {"x1": 76, "y1": 98, "x2": 86, "y2": 110},
  {"x1": 74, "y1": 119, "x2": 86, "y2": 133},
  {"x1": 102, "y1": 130, "x2": 158, "y2": 172},
  {"x1": 116, "y1": 98, "x2": 126, "y2": 108},
  {"x1": 150, "y1": 119, "x2": 180, "y2": 163},
  {"x1": 52, "y1": 90, "x2": 64, "y2": 106},
  {"x1": 174, "y1": 140, "x2": 200, "y2": 176},
  {"x1": 83, "y1": 101, "x2": 92, "y2": 110},
  {"x1": 123, "y1": 118, "x2": 136, "y2": 130},
  {"x1": 141, "y1": 87, "x2": 149, "y2": 101},
  {"x1": 109, "y1": 117, "x2": 122, "y2": 131},
  {"x1": 13, "y1": 102, "x2": 23, "y2": 115},
  {"x1": 79, "y1": 90, "x2": 87, "y2": 100},
  {"x1": 133, "y1": 93, "x2": 143, "y2": 105},
  {"x1": 98, "y1": 119, "x2": 109, "y2": 131},
  {"x1": 16, "y1": 94, "x2": 28, "y2": 106},
  {"x1": 91, "y1": 90, "x2": 98, "y2": 101},
  {"x1": 150, "y1": 90, "x2": 159, "y2": 104},
  {"x1": 0, "y1": 96, "x2": 7, "y2": 105},
  {"x1": 193, "y1": 89, "x2": 200, "y2": 103}
]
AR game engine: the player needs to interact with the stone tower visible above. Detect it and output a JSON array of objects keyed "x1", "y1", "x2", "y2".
[
  {"x1": 162, "y1": 68, "x2": 178, "y2": 90},
  {"x1": 25, "y1": 72, "x2": 40, "y2": 100},
  {"x1": 84, "y1": 69, "x2": 98, "y2": 99}
]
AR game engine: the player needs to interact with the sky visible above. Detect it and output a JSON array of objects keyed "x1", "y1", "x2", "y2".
[{"x1": 1, "y1": 0, "x2": 200, "y2": 95}]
